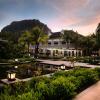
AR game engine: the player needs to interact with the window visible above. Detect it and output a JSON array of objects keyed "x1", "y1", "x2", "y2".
[
  {"x1": 56, "y1": 50, "x2": 58, "y2": 54},
  {"x1": 54, "y1": 42, "x2": 58, "y2": 44},
  {"x1": 48, "y1": 42, "x2": 51, "y2": 45},
  {"x1": 72, "y1": 51, "x2": 74, "y2": 56},
  {"x1": 64, "y1": 51, "x2": 68, "y2": 56},
  {"x1": 62, "y1": 41, "x2": 66, "y2": 44}
]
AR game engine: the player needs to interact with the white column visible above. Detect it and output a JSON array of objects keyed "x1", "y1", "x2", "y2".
[
  {"x1": 51, "y1": 40, "x2": 54, "y2": 46},
  {"x1": 81, "y1": 50, "x2": 82, "y2": 56},
  {"x1": 74, "y1": 50, "x2": 76, "y2": 57},
  {"x1": 62, "y1": 50, "x2": 64, "y2": 57},
  {"x1": 77, "y1": 50, "x2": 79, "y2": 57},
  {"x1": 50, "y1": 50, "x2": 53, "y2": 56}
]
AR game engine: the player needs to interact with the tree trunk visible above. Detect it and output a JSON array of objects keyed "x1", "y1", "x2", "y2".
[
  {"x1": 27, "y1": 42, "x2": 30, "y2": 54},
  {"x1": 35, "y1": 42, "x2": 39, "y2": 58}
]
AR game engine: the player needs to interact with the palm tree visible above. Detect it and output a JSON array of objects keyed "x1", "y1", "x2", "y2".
[
  {"x1": 31, "y1": 27, "x2": 48, "y2": 58},
  {"x1": 81, "y1": 35, "x2": 96, "y2": 56},
  {"x1": 18, "y1": 31, "x2": 34, "y2": 54}
]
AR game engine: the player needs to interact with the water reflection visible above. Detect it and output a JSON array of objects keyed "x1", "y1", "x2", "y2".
[{"x1": 0, "y1": 62, "x2": 54, "y2": 79}]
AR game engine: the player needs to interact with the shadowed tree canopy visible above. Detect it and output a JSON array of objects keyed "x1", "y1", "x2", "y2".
[
  {"x1": 96, "y1": 23, "x2": 100, "y2": 48},
  {"x1": 18, "y1": 31, "x2": 34, "y2": 54},
  {"x1": 63, "y1": 30, "x2": 85, "y2": 48},
  {"x1": 18, "y1": 27, "x2": 48, "y2": 57},
  {"x1": 31, "y1": 27, "x2": 48, "y2": 58},
  {"x1": 63, "y1": 30, "x2": 85, "y2": 42}
]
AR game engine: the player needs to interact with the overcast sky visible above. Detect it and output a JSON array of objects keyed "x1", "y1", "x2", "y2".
[{"x1": 0, "y1": 0, "x2": 100, "y2": 35}]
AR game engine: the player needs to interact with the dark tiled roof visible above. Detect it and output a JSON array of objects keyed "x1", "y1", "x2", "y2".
[{"x1": 49, "y1": 32, "x2": 62, "y2": 39}]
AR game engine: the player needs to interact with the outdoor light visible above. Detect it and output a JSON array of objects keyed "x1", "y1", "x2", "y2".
[
  {"x1": 61, "y1": 64, "x2": 65, "y2": 70},
  {"x1": 7, "y1": 70, "x2": 16, "y2": 81},
  {"x1": 15, "y1": 59, "x2": 18, "y2": 62},
  {"x1": 14, "y1": 66, "x2": 18, "y2": 69}
]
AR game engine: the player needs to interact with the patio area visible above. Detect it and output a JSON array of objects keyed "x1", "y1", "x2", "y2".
[{"x1": 74, "y1": 81, "x2": 100, "y2": 100}]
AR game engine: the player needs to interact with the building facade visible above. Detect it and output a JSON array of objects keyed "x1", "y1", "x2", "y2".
[{"x1": 30, "y1": 32, "x2": 82, "y2": 57}]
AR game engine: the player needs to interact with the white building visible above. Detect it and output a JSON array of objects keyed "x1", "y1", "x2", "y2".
[{"x1": 30, "y1": 32, "x2": 82, "y2": 57}]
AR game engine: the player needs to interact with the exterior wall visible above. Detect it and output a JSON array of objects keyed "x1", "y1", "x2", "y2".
[
  {"x1": 30, "y1": 38, "x2": 83, "y2": 57},
  {"x1": 40, "y1": 38, "x2": 74, "y2": 49},
  {"x1": 39, "y1": 47, "x2": 82, "y2": 57}
]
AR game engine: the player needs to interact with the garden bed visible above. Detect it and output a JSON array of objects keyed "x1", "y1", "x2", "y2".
[{"x1": 0, "y1": 67, "x2": 100, "y2": 100}]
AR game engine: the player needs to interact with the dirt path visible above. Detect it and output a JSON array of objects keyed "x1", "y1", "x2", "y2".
[{"x1": 74, "y1": 81, "x2": 100, "y2": 100}]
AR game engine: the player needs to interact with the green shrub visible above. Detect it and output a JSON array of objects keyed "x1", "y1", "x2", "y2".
[
  {"x1": 1, "y1": 68, "x2": 100, "y2": 100},
  {"x1": 53, "y1": 68, "x2": 99, "y2": 93},
  {"x1": 17, "y1": 91, "x2": 33, "y2": 100},
  {"x1": 53, "y1": 71, "x2": 66, "y2": 78},
  {"x1": 0, "y1": 94, "x2": 16, "y2": 100},
  {"x1": 30, "y1": 76, "x2": 51, "y2": 89},
  {"x1": 94, "y1": 67, "x2": 100, "y2": 78},
  {"x1": 51, "y1": 76, "x2": 76, "y2": 100},
  {"x1": 35, "y1": 81, "x2": 50, "y2": 100}
]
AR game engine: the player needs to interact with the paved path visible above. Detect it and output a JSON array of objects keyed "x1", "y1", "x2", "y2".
[
  {"x1": 74, "y1": 81, "x2": 100, "y2": 100},
  {"x1": 37, "y1": 59, "x2": 100, "y2": 68}
]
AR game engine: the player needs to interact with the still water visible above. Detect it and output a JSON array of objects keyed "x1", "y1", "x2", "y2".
[{"x1": 0, "y1": 62, "x2": 54, "y2": 79}]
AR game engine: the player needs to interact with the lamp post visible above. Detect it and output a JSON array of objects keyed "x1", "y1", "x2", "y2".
[
  {"x1": 15, "y1": 59, "x2": 18, "y2": 62},
  {"x1": 14, "y1": 66, "x2": 18, "y2": 69},
  {"x1": 7, "y1": 70, "x2": 16, "y2": 81},
  {"x1": 60, "y1": 64, "x2": 66, "y2": 70}
]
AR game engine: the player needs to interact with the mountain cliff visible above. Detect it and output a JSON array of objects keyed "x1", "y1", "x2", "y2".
[{"x1": 0, "y1": 19, "x2": 51, "y2": 42}]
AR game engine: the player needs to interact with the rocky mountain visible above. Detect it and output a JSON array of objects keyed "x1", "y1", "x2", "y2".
[{"x1": 0, "y1": 19, "x2": 51, "y2": 42}]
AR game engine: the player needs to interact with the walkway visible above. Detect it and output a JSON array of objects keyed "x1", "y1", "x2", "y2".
[
  {"x1": 1, "y1": 73, "x2": 54, "y2": 85},
  {"x1": 37, "y1": 59, "x2": 100, "y2": 68},
  {"x1": 74, "y1": 81, "x2": 100, "y2": 100}
]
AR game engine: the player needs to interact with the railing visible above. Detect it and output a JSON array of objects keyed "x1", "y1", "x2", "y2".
[{"x1": 39, "y1": 44, "x2": 74, "y2": 49}]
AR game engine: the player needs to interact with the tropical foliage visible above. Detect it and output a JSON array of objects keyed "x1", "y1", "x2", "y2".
[
  {"x1": 0, "y1": 68, "x2": 100, "y2": 100},
  {"x1": 19, "y1": 30, "x2": 34, "y2": 54},
  {"x1": 0, "y1": 19, "x2": 51, "y2": 43},
  {"x1": 30, "y1": 27, "x2": 48, "y2": 58}
]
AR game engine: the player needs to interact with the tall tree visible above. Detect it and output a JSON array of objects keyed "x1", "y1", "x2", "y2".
[
  {"x1": 96, "y1": 23, "x2": 100, "y2": 48},
  {"x1": 18, "y1": 31, "x2": 34, "y2": 54},
  {"x1": 81, "y1": 35, "x2": 96, "y2": 56},
  {"x1": 63, "y1": 30, "x2": 85, "y2": 49},
  {"x1": 31, "y1": 27, "x2": 48, "y2": 58}
]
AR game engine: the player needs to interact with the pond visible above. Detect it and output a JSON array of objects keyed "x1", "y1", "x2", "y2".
[{"x1": 0, "y1": 62, "x2": 55, "y2": 79}]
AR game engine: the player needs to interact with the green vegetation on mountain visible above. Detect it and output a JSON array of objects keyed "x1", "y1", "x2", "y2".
[
  {"x1": 0, "y1": 19, "x2": 50, "y2": 58},
  {"x1": 0, "y1": 19, "x2": 51, "y2": 43}
]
